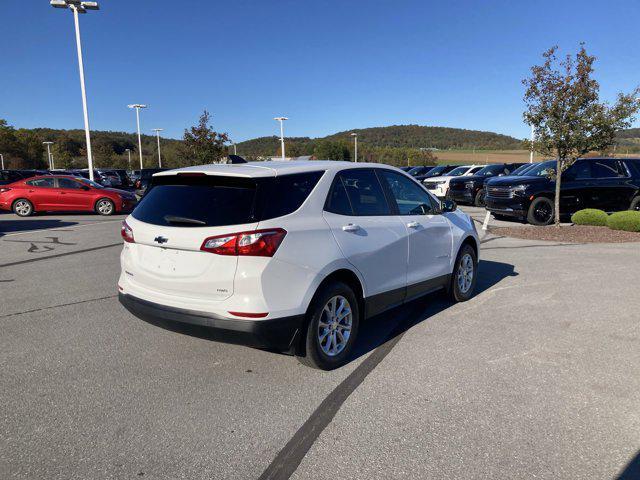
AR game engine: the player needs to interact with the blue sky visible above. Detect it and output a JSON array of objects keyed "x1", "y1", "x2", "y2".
[{"x1": 2, "y1": 0, "x2": 640, "y2": 142}]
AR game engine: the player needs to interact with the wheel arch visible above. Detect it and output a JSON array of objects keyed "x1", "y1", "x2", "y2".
[{"x1": 313, "y1": 268, "x2": 365, "y2": 320}]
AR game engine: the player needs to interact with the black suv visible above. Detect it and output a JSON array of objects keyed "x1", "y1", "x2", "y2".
[
  {"x1": 484, "y1": 157, "x2": 640, "y2": 225},
  {"x1": 448, "y1": 163, "x2": 525, "y2": 206}
]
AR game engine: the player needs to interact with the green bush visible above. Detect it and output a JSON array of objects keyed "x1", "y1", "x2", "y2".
[
  {"x1": 571, "y1": 209, "x2": 608, "y2": 226},
  {"x1": 606, "y1": 211, "x2": 640, "y2": 232}
]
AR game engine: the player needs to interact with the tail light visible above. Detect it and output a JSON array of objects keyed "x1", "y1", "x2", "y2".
[
  {"x1": 0, "y1": 188, "x2": 11, "y2": 193},
  {"x1": 121, "y1": 220, "x2": 135, "y2": 243},
  {"x1": 201, "y1": 228, "x2": 286, "y2": 257}
]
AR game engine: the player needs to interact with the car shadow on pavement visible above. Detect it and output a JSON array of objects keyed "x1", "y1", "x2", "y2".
[
  {"x1": 617, "y1": 450, "x2": 640, "y2": 479},
  {"x1": 0, "y1": 219, "x2": 78, "y2": 237},
  {"x1": 349, "y1": 259, "x2": 518, "y2": 363}
]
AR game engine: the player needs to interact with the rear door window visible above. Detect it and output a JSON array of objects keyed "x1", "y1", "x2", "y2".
[
  {"x1": 26, "y1": 178, "x2": 55, "y2": 188},
  {"x1": 261, "y1": 171, "x2": 324, "y2": 220},
  {"x1": 335, "y1": 169, "x2": 391, "y2": 216},
  {"x1": 133, "y1": 175, "x2": 259, "y2": 227}
]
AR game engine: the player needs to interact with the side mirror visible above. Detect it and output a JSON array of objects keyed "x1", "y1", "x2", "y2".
[{"x1": 441, "y1": 199, "x2": 457, "y2": 213}]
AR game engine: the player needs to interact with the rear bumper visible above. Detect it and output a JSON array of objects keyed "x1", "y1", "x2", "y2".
[{"x1": 118, "y1": 293, "x2": 304, "y2": 352}]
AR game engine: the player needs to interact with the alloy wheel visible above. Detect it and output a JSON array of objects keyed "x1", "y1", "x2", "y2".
[
  {"x1": 534, "y1": 202, "x2": 552, "y2": 223},
  {"x1": 14, "y1": 200, "x2": 31, "y2": 216},
  {"x1": 317, "y1": 295, "x2": 352, "y2": 357},
  {"x1": 457, "y1": 253, "x2": 474, "y2": 294},
  {"x1": 97, "y1": 200, "x2": 113, "y2": 215}
]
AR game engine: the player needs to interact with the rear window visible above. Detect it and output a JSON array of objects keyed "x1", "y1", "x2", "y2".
[
  {"x1": 133, "y1": 175, "x2": 259, "y2": 227},
  {"x1": 132, "y1": 171, "x2": 324, "y2": 227}
]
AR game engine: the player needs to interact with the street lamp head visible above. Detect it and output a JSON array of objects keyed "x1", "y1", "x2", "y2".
[
  {"x1": 51, "y1": 1, "x2": 99, "y2": 10},
  {"x1": 43, "y1": 141, "x2": 55, "y2": 145},
  {"x1": 274, "y1": 117, "x2": 288, "y2": 121},
  {"x1": 152, "y1": 128, "x2": 164, "y2": 132},
  {"x1": 128, "y1": 104, "x2": 148, "y2": 109},
  {"x1": 350, "y1": 132, "x2": 357, "y2": 137}
]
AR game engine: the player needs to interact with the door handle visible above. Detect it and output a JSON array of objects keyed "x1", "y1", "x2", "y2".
[
  {"x1": 342, "y1": 224, "x2": 360, "y2": 232},
  {"x1": 407, "y1": 221, "x2": 420, "y2": 228}
]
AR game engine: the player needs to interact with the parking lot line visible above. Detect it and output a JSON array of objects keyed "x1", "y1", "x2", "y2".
[
  {"x1": 0, "y1": 294, "x2": 117, "y2": 319},
  {"x1": 2, "y1": 219, "x2": 123, "y2": 237},
  {"x1": 0, "y1": 242, "x2": 122, "y2": 268}
]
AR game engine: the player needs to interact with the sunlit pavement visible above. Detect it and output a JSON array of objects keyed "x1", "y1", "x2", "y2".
[{"x1": 1, "y1": 211, "x2": 639, "y2": 479}]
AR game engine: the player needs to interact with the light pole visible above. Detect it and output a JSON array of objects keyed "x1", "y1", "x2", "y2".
[
  {"x1": 0, "y1": 154, "x2": 4, "y2": 170},
  {"x1": 274, "y1": 117, "x2": 288, "y2": 160},
  {"x1": 152, "y1": 128, "x2": 163, "y2": 167},
  {"x1": 529, "y1": 124, "x2": 535, "y2": 163},
  {"x1": 128, "y1": 104, "x2": 147, "y2": 169},
  {"x1": 125, "y1": 148, "x2": 131, "y2": 169},
  {"x1": 51, "y1": 0, "x2": 98, "y2": 181},
  {"x1": 43, "y1": 142, "x2": 54, "y2": 169},
  {"x1": 350, "y1": 132, "x2": 358, "y2": 162}
]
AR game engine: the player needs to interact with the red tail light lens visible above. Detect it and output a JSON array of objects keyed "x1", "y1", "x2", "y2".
[
  {"x1": 201, "y1": 228, "x2": 286, "y2": 257},
  {"x1": 121, "y1": 220, "x2": 135, "y2": 243}
]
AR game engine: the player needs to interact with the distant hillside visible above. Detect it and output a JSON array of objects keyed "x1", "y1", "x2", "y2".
[
  {"x1": 236, "y1": 124, "x2": 523, "y2": 157},
  {"x1": 324, "y1": 125, "x2": 522, "y2": 150}
]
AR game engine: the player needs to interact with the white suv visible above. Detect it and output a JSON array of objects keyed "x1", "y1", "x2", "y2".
[
  {"x1": 118, "y1": 161, "x2": 479, "y2": 369},
  {"x1": 423, "y1": 164, "x2": 484, "y2": 198}
]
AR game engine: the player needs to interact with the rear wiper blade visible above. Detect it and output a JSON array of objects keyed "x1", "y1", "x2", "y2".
[{"x1": 163, "y1": 215, "x2": 206, "y2": 226}]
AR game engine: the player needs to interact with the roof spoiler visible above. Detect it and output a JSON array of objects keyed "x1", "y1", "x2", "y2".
[{"x1": 228, "y1": 155, "x2": 248, "y2": 164}]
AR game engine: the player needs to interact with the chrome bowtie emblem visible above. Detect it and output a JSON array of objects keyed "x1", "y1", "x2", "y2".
[{"x1": 154, "y1": 236, "x2": 168, "y2": 244}]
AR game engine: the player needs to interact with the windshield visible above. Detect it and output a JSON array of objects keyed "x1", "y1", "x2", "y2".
[
  {"x1": 523, "y1": 160, "x2": 557, "y2": 177},
  {"x1": 510, "y1": 164, "x2": 534, "y2": 175},
  {"x1": 475, "y1": 165, "x2": 504, "y2": 176},
  {"x1": 79, "y1": 178, "x2": 104, "y2": 189},
  {"x1": 448, "y1": 166, "x2": 472, "y2": 176}
]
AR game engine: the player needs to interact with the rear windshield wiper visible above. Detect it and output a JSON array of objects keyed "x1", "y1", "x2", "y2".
[{"x1": 163, "y1": 215, "x2": 207, "y2": 226}]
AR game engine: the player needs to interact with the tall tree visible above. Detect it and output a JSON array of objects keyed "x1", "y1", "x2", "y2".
[
  {"x1": 523, "y1": 45, "x2": 640, "y2": 226},
  {"x1": 179, "y1": 110, "x2": 229, "y2": 165}
]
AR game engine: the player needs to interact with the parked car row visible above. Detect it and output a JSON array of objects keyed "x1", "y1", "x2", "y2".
[
  {"x1": 0, "y1": 168, "x2": 138, "y2": 188},
  {"x1": 484, "y1": 157, "x2": 640, "y2": 225},
  {"x1": 0, "y1": 174, "x2": 137, "y2": 216}
]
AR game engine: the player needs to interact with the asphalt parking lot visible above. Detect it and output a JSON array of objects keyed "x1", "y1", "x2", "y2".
[{"x1": 1, "y1": 208, "x2": 639, "y2": 479}]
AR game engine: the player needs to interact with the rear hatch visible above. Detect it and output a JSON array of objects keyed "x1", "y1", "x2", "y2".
[{"x1": 123, "y1": 173, "x2": 263, "y2": 302}]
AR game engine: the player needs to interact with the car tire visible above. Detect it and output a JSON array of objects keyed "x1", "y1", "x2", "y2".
[
  {"x1": 12, "y1": 198, "x2": 34, "y2": 217},
  {"x1": 449, "y1": 244, "x2": 477, "y2": 302},
  {"x1": 474, "y1": 189, "x2": 486, "y2": 207},
  {"x1": 630, "y1": 196, "x2": 640, "y2": 211},
  {"x1": 95, "y1": 198, "x2": 115, "y2": 216},
  {"x1": 527, "y1": 197, "x2": 554, "y2": 226},
  {"x1": 296, "y1": 281, "x2": 360, "y2": 370}
]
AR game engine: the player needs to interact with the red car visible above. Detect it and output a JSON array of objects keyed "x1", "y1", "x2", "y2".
[{"x1": 0, "y1": 175, "x2": 137, "y2": 217}]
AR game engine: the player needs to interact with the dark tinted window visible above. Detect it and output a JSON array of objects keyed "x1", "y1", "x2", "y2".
[
  {"x1": 379, "y1": 170, "x2": 436, "y2": 215},
  {"x1": 567, "y1": 161, "x2": 591, "y2": 180},
  {"x1": 590, "y1": 159, "x2": 627, "y2": 178},
  {"x1": 0, "y1": 171, "x2": 23, "y2": 182},
  {"x1": 140, "y1": 169, "x2": 167, "y2": 179},
  {"x1": 57, "y1": 178, "x2": 82, "y2": 189},
  {"x1": 133, "y1": 175, "x2": 258, "y2": 227},
  {"x1": 27, "y1": 178, "x2": 55, "y2": 188},
  {"x1": 325, "y1": 176, "x2": 353, "y2": 215},
  {"x1": 338, "y1": 169, "x2": 390, "y2": 216},
  {"x1": 261, "y1": 171, "x2": 324, "y2": 220}
]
